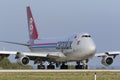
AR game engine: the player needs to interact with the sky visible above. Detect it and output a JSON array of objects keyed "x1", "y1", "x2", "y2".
[{"x1": 0, "y1": 0, "x2": 120, "y2": 69}]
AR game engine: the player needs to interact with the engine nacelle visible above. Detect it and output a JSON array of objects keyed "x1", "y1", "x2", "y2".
[
  {"x1": 101, "y1": 56, "x2": 113, "y2": 66},
  {"x1": 17, "y1": 56, "x2": 30, "y2": 65}
]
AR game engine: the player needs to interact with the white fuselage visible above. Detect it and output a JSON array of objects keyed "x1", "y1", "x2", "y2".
[{"x1": 28, "y1": 33, "x2": 96, "y2": 62}]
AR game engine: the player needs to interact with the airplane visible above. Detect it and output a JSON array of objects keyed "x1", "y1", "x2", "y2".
[{"x1": 0, "y1": 6, "x2": 120, "y2": 69}]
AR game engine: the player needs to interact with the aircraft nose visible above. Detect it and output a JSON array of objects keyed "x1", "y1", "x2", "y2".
[
  {"x1": 89, "y1": 45, "x2": 96, "y2": 53},
  {"x1": 87, "y1": 44, "x2": 96, "y2": 57},
  {"x1": 86, "y1": 38, "x2": 96, "y2": 55}
]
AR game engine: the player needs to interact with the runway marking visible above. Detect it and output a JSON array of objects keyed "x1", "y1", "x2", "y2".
[{"x1": 0, "y1": 70, "x2": 120, "y2": 72}]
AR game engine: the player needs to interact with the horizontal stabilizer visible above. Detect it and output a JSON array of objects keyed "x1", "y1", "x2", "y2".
[{"x1": 0, "y1": 41, "x2": 30, "y2": 46}]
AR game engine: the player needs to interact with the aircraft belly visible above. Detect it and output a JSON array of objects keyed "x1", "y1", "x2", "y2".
[
  {"x1": 58, "y1": 50, "x2": 84, "y2": 61},
  {"x1": 62, "y1": 49, "x2": 94, "y2": 61},
  {"x1": 30, "y1": 47, "x2": 95, "y2": 62}
]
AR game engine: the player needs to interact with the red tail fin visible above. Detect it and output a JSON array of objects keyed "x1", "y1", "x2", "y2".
[{"x1": 27, "y1": 6, "x2": 39, "y2": 40}]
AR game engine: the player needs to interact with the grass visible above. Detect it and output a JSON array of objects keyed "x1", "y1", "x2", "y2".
[
  {"x1": 0, "y1": 58, "x2": 119, "y2": 80},
  {"x1": 0, "y1": 72, "x2": 120, "y2": 80},
  {"x1": 0, "y1": 58, "x2": 33, "y2": 69}
]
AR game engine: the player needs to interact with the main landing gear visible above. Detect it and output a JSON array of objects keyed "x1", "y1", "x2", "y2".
[
  {"x1": 37, "y1": 62, "x2": 69, "y2": 69},
  {"x1": 47, "y1": 62, "x2": 55, "y2": 69},
  {"x1": 34, "y1": 58, "x2": 45, "y2": 69},
  {"x1": 60, "y1": 62, "x2": 68, "y2": 69},
  {"x1": 37, "y1": 61, "x2": 55, "y2": 69},
  {"x1": 75, "y1": 61, "x2": 83, "y2": 69},
  {"x1": 46, "y1": 62, "x2": 69, "y2": 69},
  {"x1": 36, "y1": 60, "x2": 88, "y2": 69},
  {"x1": 37, "y1": 64, "x2": 45, "y2": 69}
]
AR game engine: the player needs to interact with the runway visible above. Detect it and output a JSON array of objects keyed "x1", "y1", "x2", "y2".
[{"x1": 0, "y1": 69, "x2": 120, "y2": 72}]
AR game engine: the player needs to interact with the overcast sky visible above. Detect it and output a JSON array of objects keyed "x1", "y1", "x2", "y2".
[{"x1": 0, "y1": 0, "x2": 120, "y2": 69}]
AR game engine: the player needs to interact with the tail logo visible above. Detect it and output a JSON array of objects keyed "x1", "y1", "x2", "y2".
[
  {"x1": 27, "y1": 6, "x2": 39, "y2": 40},
  {"x1": 29, "y1": 18, "x2": 33, "y2": 35}
]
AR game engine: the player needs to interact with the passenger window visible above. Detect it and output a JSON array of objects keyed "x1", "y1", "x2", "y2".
[{"x1": 74, "y1": 36, "x2": 77, "y2": 39}]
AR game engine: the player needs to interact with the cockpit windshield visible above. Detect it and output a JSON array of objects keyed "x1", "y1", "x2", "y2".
[{"x1": 82, "y1": 35, "x2": 91, "y2": 38}]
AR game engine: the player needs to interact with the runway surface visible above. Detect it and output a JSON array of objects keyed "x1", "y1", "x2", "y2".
[{"x1": 0, "y1": 70, "x2": 120, "y2": 72}]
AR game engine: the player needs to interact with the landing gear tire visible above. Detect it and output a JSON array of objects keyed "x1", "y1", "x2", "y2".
[
  {"x1": 47, "y1": 64, "x2": 55, "y2": 69},
  {"x1": 75, "y1": 65, "x2": 83, "y2": 69},
  {"x1": 75, "y1": 61, "x2": 83, "y2": 69},
  {"x1": 60, "y1": 63, "x2": 68, "y2": 69},
  {"x1": 47, "y1": 62, "x2": 55, "y2": 69},
  {"x1": 37, "y1": 64, "x2": 45, "y2": 69}
]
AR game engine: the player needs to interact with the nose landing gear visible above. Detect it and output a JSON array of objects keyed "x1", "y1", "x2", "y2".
[
  {"x1": 75, "y1": 60, "x2": 88, "y2": 69},
  {"x1": 82, "y1": 60, "x2": 88, "y2": 69}
]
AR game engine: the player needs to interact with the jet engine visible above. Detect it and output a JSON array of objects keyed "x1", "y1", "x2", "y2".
[
  {"x1": 15, "y1": 52, "x2": 30, "y2": 65},
  {"x1": 17, "y1": 56, "x2": 29, "y2": 65},
  {"x1": 101, "y1": 56, "x2": 113, "y2": 66},
  {"x1": 17, "y1": 56, "x2": 30, "y2": 65}
]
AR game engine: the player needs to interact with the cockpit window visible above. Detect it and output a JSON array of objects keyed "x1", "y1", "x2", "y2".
[{"x1": 82, "y1": 35, "x2": 91, "y2": 38}]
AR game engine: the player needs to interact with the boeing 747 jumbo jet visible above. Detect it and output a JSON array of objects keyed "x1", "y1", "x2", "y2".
[{"x1": 0, "y1": 6, "x2": 120, "y2": 69}]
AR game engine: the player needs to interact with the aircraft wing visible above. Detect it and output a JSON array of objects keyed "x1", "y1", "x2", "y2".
[
  {"x1": 0, "y1": 51, "x2": 66, "y2": 60},
  {"x1": 95, "y1": 51, "x2": 120, "y2": 66},
  {"x1": 95, "y1": 51, "x2": 120, "y2": 57}
]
